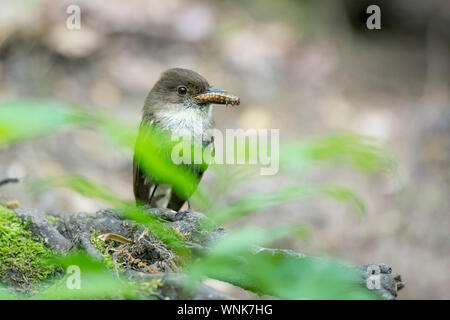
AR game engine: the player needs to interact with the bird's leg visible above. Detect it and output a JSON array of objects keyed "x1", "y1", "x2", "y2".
[
  {"x1": 177, "y1": 196, "x2": 193, "y2": 216},
  {"x1": 148, "y1": 185, "x2": 158, "y2": 206}
]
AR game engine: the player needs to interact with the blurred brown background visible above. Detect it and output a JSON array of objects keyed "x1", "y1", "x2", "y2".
[{"x1": 0, "y1": 0, "x2": 449, "y2": 299}]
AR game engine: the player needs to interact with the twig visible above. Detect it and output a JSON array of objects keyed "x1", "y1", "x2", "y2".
[
  {"x1": 118, "y1": 245, "x2": 160, "y2": 273},
  {"x1": 0, "y1": 178, "x2": 19, "y2": 187}
]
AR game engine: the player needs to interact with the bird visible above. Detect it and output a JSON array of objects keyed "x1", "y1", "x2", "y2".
[{"x1": 133, "y1": 68, "x2": 240, "y2": 211}]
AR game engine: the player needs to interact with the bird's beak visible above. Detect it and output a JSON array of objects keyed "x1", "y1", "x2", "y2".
[{"x1": 192, "y1": 88, "x2": 240, "y2": 106}]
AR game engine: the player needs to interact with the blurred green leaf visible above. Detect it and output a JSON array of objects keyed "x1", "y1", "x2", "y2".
[
  {"x1": 34, "y1": 252, "x2": 135, "y2": 299},
  {"x1": 0, "y1": 100, "x2": 82, "y2": 147},
  {"x1": 281, "y1": 133, "x2": 395, "y2": 174},
  {"x1": 210, "y1": 184, "x2": 366, "y2": 224},
  {"x1": 134, "y1": 124, "x2": 207, "y2": 205},
  {"x1": 188, "y1": 227, "x2": 377, "y2": 299},
  {"x1": 0, "y1": 284, "x2": 18, "y2": 299}
]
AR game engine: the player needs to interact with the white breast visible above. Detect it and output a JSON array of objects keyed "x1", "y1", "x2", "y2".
[{"x1": 154, "y1": 104, "x2": 213, "y2": 137}]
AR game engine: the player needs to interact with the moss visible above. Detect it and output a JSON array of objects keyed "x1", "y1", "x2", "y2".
[
  {"x1": 45, "y1": 214, "x2": 59, "y2": 226},
  {"x1": 89, "y1": 228, "x2": 121, "y2": 270},
  {"x1": 129, "y1": 278, "x2": 163, "y2": 299},
  {"x1": 0, "y1": 206, "x2": 57, "y2": 289}
]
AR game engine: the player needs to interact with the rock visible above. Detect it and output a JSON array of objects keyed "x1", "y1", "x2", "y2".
[{"x1": 14, "y1": 208, "x2": 72, "y2": 253}]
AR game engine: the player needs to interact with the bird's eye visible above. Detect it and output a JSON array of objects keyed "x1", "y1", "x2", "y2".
[{"x1": 177, "y1": 86, "x2": 187, "y2": 95}]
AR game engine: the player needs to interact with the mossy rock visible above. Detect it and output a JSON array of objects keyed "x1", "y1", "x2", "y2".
[{"x1": 0, "y1": 206, "x2": 57, "y2": 290}]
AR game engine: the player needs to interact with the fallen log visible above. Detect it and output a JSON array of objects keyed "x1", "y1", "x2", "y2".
[{"x1": 1, "y1": 206, "x2": 404, "y2": 300}]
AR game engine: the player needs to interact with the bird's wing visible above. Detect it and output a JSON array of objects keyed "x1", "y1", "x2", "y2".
[
  {"x1": 133, "y1": 155, "x2": 152, "y2": 205},
  {"x1": 133, "y1": 120, "x2": 155, "y2": 205}
]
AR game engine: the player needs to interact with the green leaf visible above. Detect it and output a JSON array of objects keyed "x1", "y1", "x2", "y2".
[
  {"x1": 0, "y1": 100, "x2": 84, "y2": 147},
  {"x1": 281, "y1": 133, "x2": 395, "y2": 174},
  {"x1": 34, "y1": 252, "x2": 135, "y2": 299},
  {"x1": 210, "y1": 184, "x2": 366, "y2": 224},
  {"x1": 187, "y1": 227, "x2": 377, "y2": 299}
]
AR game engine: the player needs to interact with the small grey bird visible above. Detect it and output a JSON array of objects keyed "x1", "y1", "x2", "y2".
[{"x1": 133, "y1": 68, "x2": 240, "y2": 211}]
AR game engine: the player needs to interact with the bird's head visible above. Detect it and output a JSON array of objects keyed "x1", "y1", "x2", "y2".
[{"x1": 144, "y1": 68, "x2": 240, "y2": 116}]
